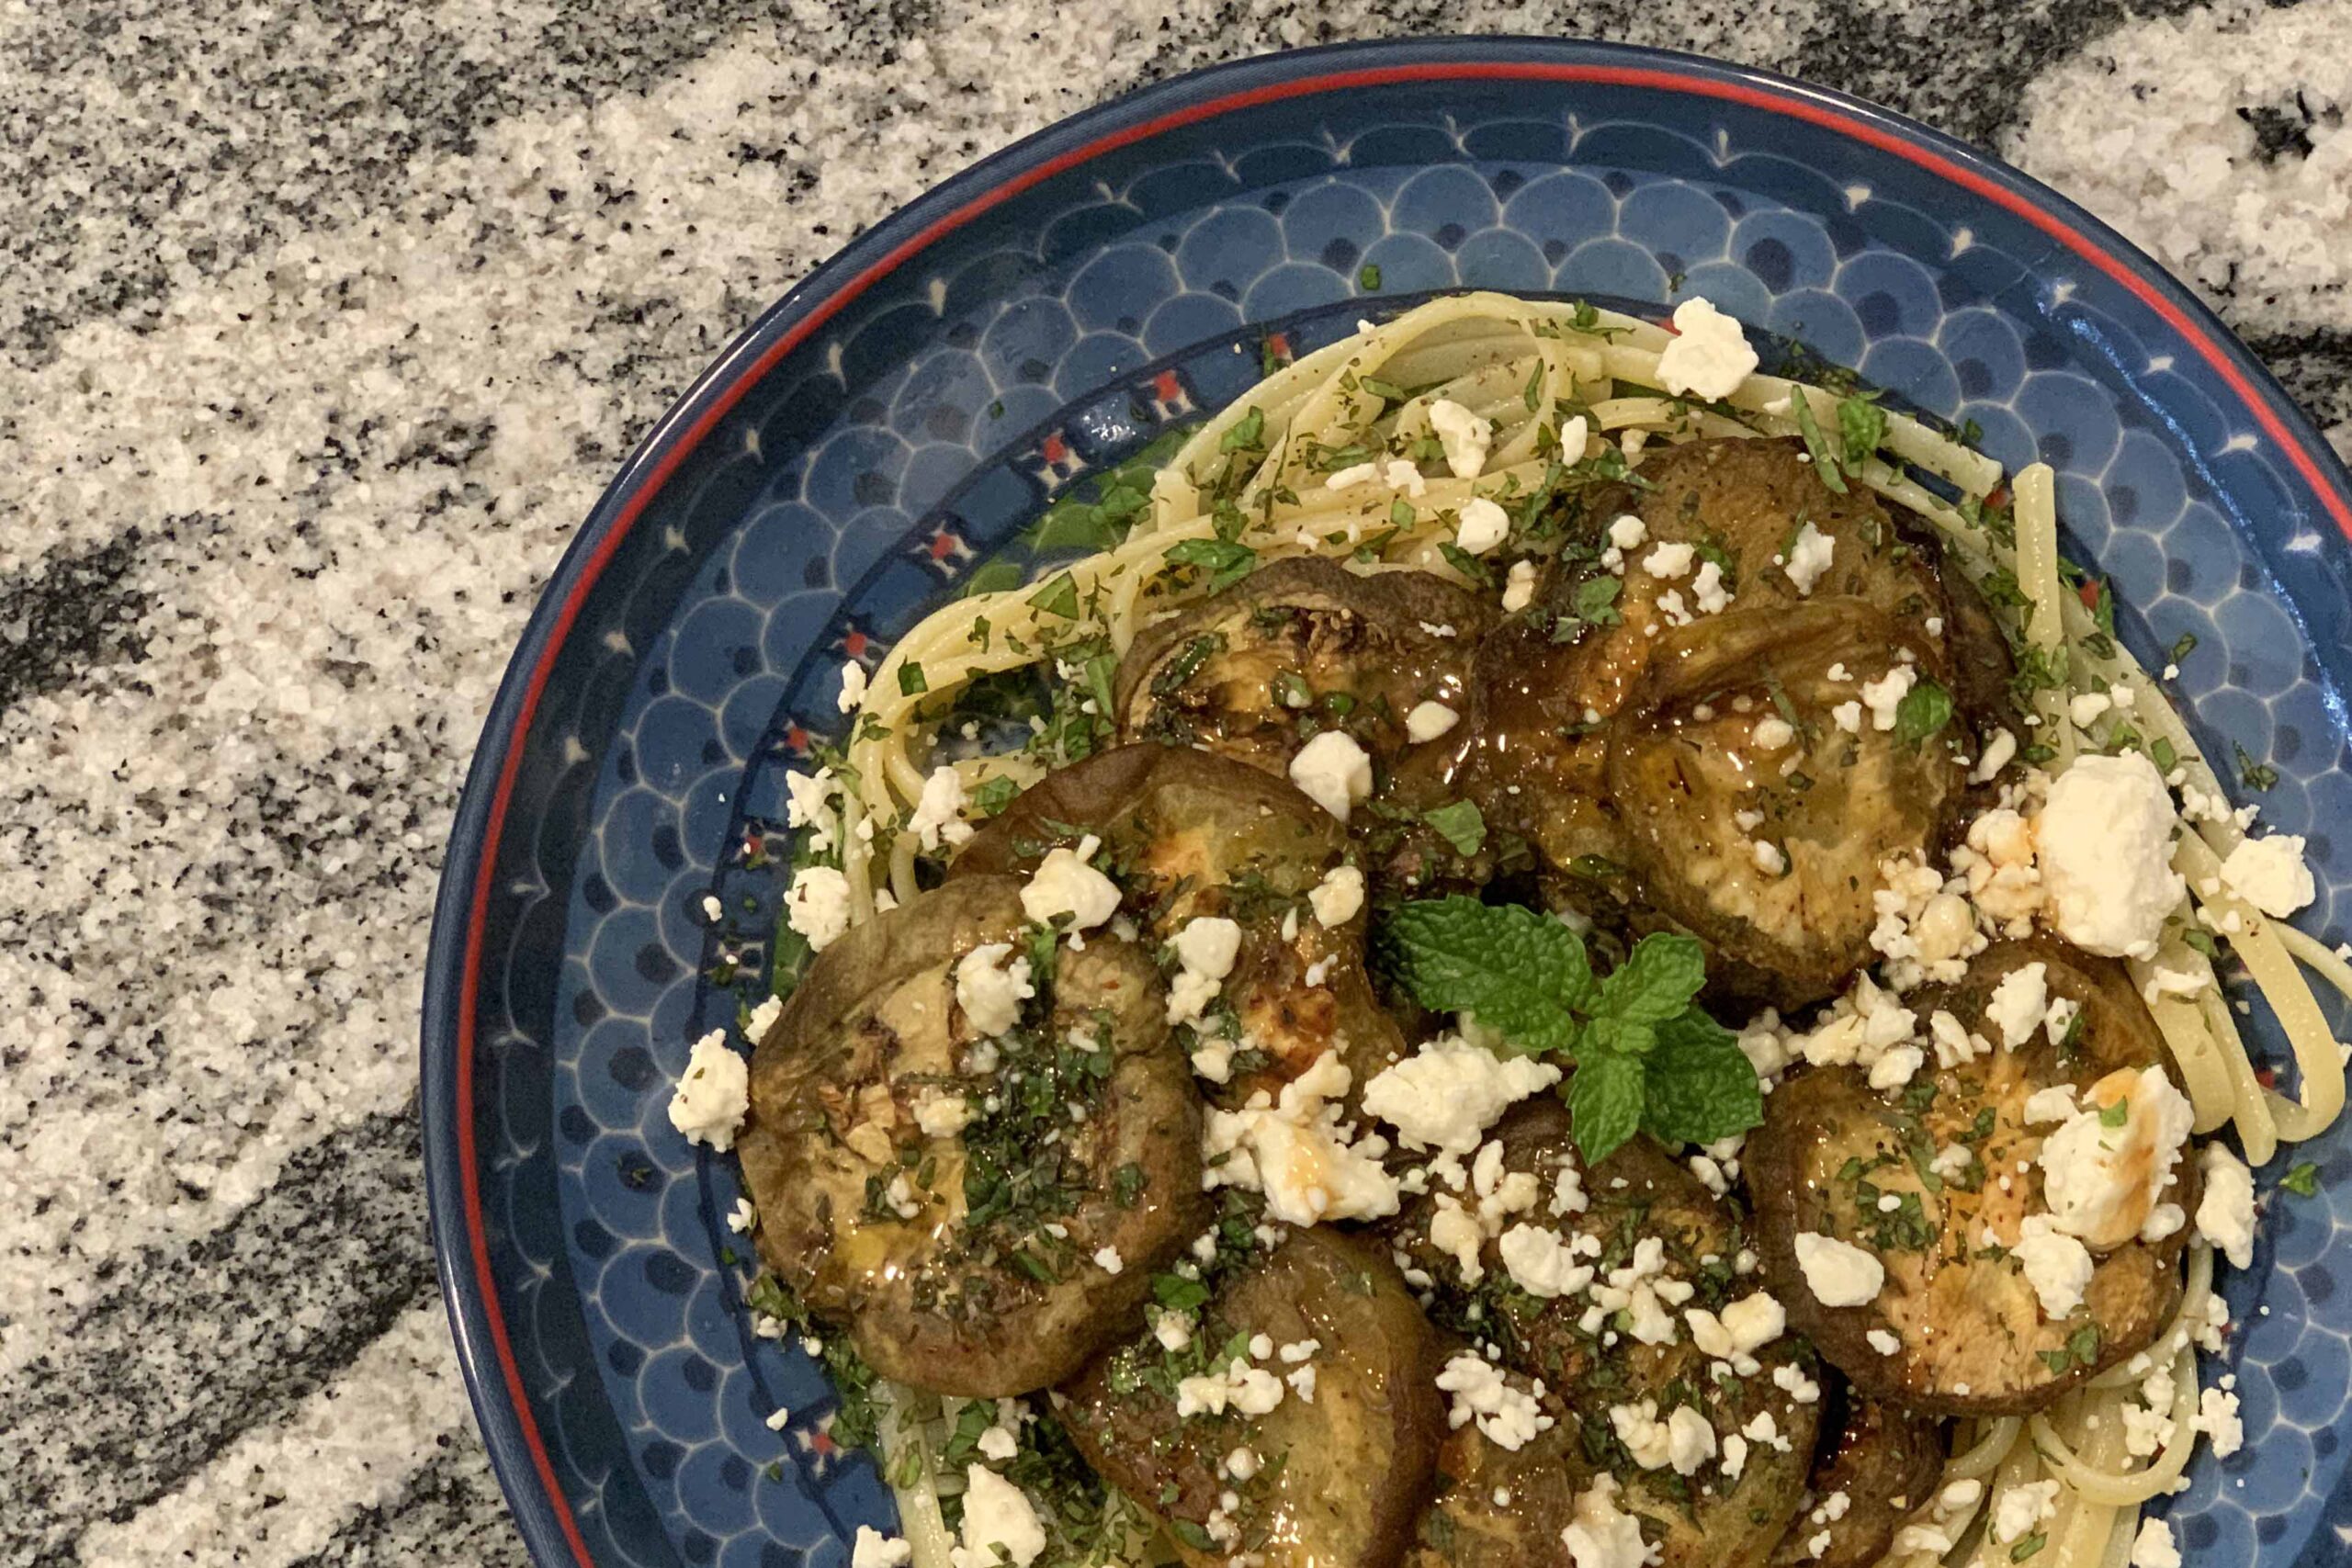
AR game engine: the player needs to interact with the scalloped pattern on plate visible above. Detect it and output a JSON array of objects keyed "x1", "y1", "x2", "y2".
[{"x1": 427, "y1": 50, "x2": 2352, "y2": 1568}]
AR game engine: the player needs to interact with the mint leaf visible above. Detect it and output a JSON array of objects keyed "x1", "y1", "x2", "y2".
[
  {"x1": 1382, "y1": 897, "x2": 1593, "y2": 1054},
  {"x1": 1599, "y1": 932, "x2": 1708, "y2": 1025},
  {"x1": 1423, "y1": 800, "x2": 1487, "y2": 857},
  {"x1": 1566, "y1": 1053, "x2": 1645, "y2": 1165},
  {"x1": 1837, "y1": 392, "x2": 1886, "y2": 470},
  {"x1": 1573, "y1": 575, "x2": 1623, "y2": 626},
  {"x1": 1792, "y1": 393, "x2": 1848, "y2": 494},
  {"x1": 1895, "y1": 676, "x2": 1954, "y2": 747},
  {"x1": 1639, "y1": 1010, "x2": 1763, "y2": 1146},
  {"x1": 1165, "y1": 537, "x2": 1257, "y2": 593}
]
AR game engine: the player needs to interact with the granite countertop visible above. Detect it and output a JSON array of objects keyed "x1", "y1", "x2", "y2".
[{"x1": 3, "y1": 1, "x2": 2346, "y2": 1562}]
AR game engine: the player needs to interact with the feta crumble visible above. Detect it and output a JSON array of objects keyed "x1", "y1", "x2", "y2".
[
  {"x1": 1288, "y1": 730, "x2": 1374, "y2": 823},
  {"x1": 1655, "y1": 298, "x2": 1758, "y2": 400},
  {"x1": 668, "y1": 1030, "x2": 750, "y2": 1152},
  {"x1": 1428, "y1": 400, "x2": 1494, "y2": 479}
]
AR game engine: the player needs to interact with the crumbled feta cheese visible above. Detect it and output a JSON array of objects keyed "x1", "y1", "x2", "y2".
[
  {"x1": 1308, "y1": 864, "x2": 1365, "y2": 928},
  {"x1": 2196, "y1": 1143, "x2": 2256, "y2": 1269},
  {"x1": 1690, "y1": 559, "x2": 1731, "y2": 615},
  {"x1": 2014, "y1": 1216, "x2": 2094, "y2": 1318},
  {"x1": 1753, "y1": 840, "x2": 1788, "y2": 876},
  {"x1": 1859, "y1": 665, "x2": 1917, "y2": 731},
  {"x1": 913, "y1": 1089, "x2": 975, "y2": 1139},
  {"x1": 1783, "y1": 522, "x2": 1836, "y2": 595},
  {"x1": 2038, "y1": 752, "x2": 2185, "y2": 959},
  {"x1": 1288, "y1": 730, "x2": 1374, "y2": 823},
  {"x1": 1664, "y1": 1405, "x2": 1716, "y2": 1475},
  {"x1": 1385, "y1": 457, "x2": 1428, "y2": 497},
  {"x1": 1022, "y1": 836, "x2": 1121, "y2": 930},
  {"x1": 1165, "y1": 916, "x2": 1244, "y2": 1025},
  {"x1": 1175, "y1": 1356, "x2": 1285, "y2": 1418},
  {"x1": 854, "y1": 1527, "x2": 915, "y2": 1568},
  {"x1": 977, "y1": 1424, "x2": 1020, "y2": 1461},
  {"x1": 2195, "y1": 1386, "x2": 2243, "y2": 1457},
  {"x1": 909, "y1": 765, "x2": 977, "y2": 851},
  {"x1": 1793, "y1": 1233, "x2": 1884, "y2": 1306},
  {"x1": 1406, "y1": 701, "x2": 1462, "y2": 742},
  {"x1": 1972, "y1": 728, "x2": 2018, "y2": 783},
  {"x1": 784, "y1": 865, "x2": 854, "y2": 952},
  {"x1": 1455, "y1": 497, "x2": 1511, "y2": 555},
  {"x1": 1991, "y1": 1480, "x2": 2059, "y2": 1544},
  {"x1": 2039, "y1": 1066, "x2": 2194, "y2": 1247},
  {"x1": 1501, "y1": 558, "x2": 1538, "y2": 613},
  {"x1": 1437, "y1": 1351, "x2": 1555, "y2": 1450},
  {"x1": 668, "y1": 1030, "x2": 750, "y2": 1152},
  {"x1": 2220, "y1": 833, "x2": 2315, "y2": 917},
  {"x1": 2129, "y1": 1518, "x2": 2180, "y2": 1568},
  {"x1": 1428, "y1": 400, "x2": 1494, "y2": 479},
  {"x1": 1324, "y1": 461, "x2": 1382, "y2": 491},
  {"x1": 956, "y1": 942, "x2": 1035, "y2": 1037},
  {"x1": 2023, "y1": 1084, "x2": 2078, "y2": 1125},
  {"x1": 1655, "y1": 298, "x2": 1758, "y2": 400},
  {"x1": 1498, "y1": 1224, "x2": 1596, "y2": 1299},
  {"x1": 1984, "y1": 962, "x2": 2050, "y2": 1048},
  {"x1": 838, "y1": 660, "x2": 869, "y2": 715},
  {"x1": 1560, "y1": 1474, "x2": 1651, "y2": 1568},
  {"x1": 952, "y1": 1466, "x2": 1046, "y2": 1568},
  {"x1": 1866, "y1": 1328, "x2": 1901, "y2": 1355},
  {"x1": 1640, "y1": 540, "x2": 1696, "y2": 580},
  {"x1": 1751, "y1": 715, "x2": 1795, "y2": 750},
  {"x1": 1204, "y1": 1050, "x2": 1399, "y2": 1224},
  {"x1": 729, "y1": 1196, "x2": 758, "y2": 1234},
  {"x1": 1363, "y1": 1036, "x2": 1561, "y2": 1153}
]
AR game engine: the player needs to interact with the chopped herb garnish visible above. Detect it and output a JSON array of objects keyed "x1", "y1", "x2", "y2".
[
  {"x1": 2283, "y1": 1163, "x2": 2322, "y2": 1198},
  {"x1": 1357, "y1": 263, "x2": 1382, "y2": 291},
  {"x1": 1423, "y1": 800, "x2": 1488, "y2": 857},
  {"x1": 1165, "y1": 537, "x2": 1258, "y2": 593},
  {"x1": 1791, "y1": 392, "x2": 1848, "y2": 494},
  {"x1": 1894, "y1": 676, "x2": 1955, "y2": 747},
  {"x1": 1028, "y1": 571, "x2": 1080, "y2": 620},
  {"x1": 2235, "y1": 742, "x2": 2278, "y2": 792},
  {"x1": 898, "y1": 661, "x2": 929, "y2": 697}
]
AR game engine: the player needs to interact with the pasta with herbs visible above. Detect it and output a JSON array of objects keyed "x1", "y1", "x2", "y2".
[{"x1": 676, "y1": 291, "x2": 2347, "y2": 1568}]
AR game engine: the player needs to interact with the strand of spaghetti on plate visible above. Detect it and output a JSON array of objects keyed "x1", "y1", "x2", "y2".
[{"x1": 791, "y1": 290, "x2": 2351, "y2": 1568}]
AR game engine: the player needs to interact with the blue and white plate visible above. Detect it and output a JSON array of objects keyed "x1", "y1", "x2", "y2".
[{"x1": 421, "y1": 38, "x2": 2352, "y2": 1568}]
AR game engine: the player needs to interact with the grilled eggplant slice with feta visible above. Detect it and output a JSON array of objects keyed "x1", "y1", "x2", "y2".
[
  {"x1": 1114, "y1": 557, "x2": 1497, "y2": 887},
  {"x1": 1114, "y1": 556, "x2": 1489, "y2": 787},
  {"x1": 737, "y1": 875, "x2": 1205, "y2": 1395},
  {"x1": 1605, "y1": 601, "x2": 1965, "y2": 1010},
  {"x1": 1467, "y1": 438, "x2": 2008, "y2": 986},
  {"x1": 1769, "y1": 1389, "x2": 1946, "y2": 1568},
  {"x1": 1392, "y1": 1101, "x2": 1819, "y2": 1568},
  {"x1": 1060, "y1": 1227, "x2": 1446, "y2": 1568},
  {"x1": 954, "y1": 744, "x2": 1406, "y2": 1105},
  {"x1": 1745, "y1": 941, "x2": 2192, "y2": 1415}
]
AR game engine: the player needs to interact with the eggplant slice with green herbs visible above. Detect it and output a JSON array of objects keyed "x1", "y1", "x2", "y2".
[
  {"x1": 1744, "y1": 941, "x2": 2193, "y2": 1415},
  {"x1": 1114, "y1": 556, "x2": 1499, "y2": 890},
  {"x1": 736, "y1": 874, "x2": 1207, "y2": 1396},
  {"x1": 1060, "y1": 1226, "x2": 1448, "y2": 1568},
  {"x1": 1466, "y1": 437, "x2": 2014, "y2": 1006},
  {"x1": 1390, "y1": 1101, "x2": 1820, "y2": 1568},
  {"x1": 1769, "y1": 1388, "x2": 1948, "y2": 1568},
  {"x1": 952, "y1": 743, "x2": 1406, "y2": 1108}
]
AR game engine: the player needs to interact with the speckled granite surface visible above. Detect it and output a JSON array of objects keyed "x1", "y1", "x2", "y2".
[{"x1": 2, "y1": 2, "x2": 2346, "y2": 1563}]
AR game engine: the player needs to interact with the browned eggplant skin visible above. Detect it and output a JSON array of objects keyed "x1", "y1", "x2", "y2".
[
  {"x1": 1060, "y1": 1228, "x2": 1448, "y2": 1568},
  {"x1": 1606, "y1": 599, "x2": 1965, "y2": 1010},
  {"x1": 1769, "y1": 1388, "x2": 1947, "y2": 1568},
  {"x1": 1393, "y1": 1103, "x2": 1819, "y2": 1568},
  {"x1": 1113, "y1": 557, "x2": 1500, "y2": 892},
  {"x1": 1745, "y1": 940, "x2": 2191, "y2": 1416},
  {"x1": 953, "y1": 744, "x2": 1406, "y2": 1104},
  {"x1": 736, "y1": 875, "x2": 1206, "y2": 1396},
  {"x1": 1113, "y1": 555, "x2": 1491, "y2": 787}
]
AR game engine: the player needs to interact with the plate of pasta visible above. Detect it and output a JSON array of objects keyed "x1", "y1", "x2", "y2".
[{"x1": 421, "y1": 37, "x2": 2352, "y2": 1568}]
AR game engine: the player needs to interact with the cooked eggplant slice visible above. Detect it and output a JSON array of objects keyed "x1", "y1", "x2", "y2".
[
  {"x1": 1114, "y1": 558, "x2": 1498, "y2": 889},
  {"x1": 1745, "y1": 941, "x2": 2192, "y2": 1416},
  {"x1": 1114, "y1": 556, "x2": 1490, "y2": 787},
  {"x1": 953, "y1": 744, "x2": 1406, "y2": 1104},
  {"x1": 1467, "y1": 438, "x2": 2007, "y2": 952},
  {"x1": 1769, "y1": 1387, "x2": 1946, "y2": 1568},
  {"x1": 1060, "y1": 1227, "x2": 1447, "y2": 1568},
  {"x1": 1391, "y1": 1102, "x2": 1818, "y2": 1568},
  {"x1": 1605, "y1": 601, "x2": 1965, "y2": 1010},
  {"x1": 736, "y1": 875, "x2": 1205, "y2": 1395}
]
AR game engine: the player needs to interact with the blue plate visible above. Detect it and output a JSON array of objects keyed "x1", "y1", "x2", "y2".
[{"x1": 422, "y1": 37, "x2": 2352, "y2": 1568}]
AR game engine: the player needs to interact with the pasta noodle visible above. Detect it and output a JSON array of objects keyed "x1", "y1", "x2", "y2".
[{"x1": 783, "y1": 290, "x2": 2352, "y2": 1568}]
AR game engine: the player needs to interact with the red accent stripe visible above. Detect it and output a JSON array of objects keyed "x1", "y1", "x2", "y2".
[{"x1": 453, "y1": 57, "x2": 2351, "y2": 1567}]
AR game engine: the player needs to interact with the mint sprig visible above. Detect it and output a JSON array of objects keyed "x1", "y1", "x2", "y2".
[{"x1": 1381, "y1": 897, "x2": 1761, "y2": 1163}]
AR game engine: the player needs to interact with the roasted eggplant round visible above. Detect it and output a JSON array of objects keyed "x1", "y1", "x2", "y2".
[
  {"x1": 1745, "y1": 941, "x2": 2192, "y2": 1415},
  {"x1": 737, "y1": 875, "x2": 1206, "y2": 1395},
  {"x1": 1768, "y1": 1387, "x2": 1947, "y2": 1568},
  {"x1": 1060, "y1": 1227, "x2": 1447, "y2": 1568},
  {"x1": 954, "y1": 743, "x2": 1406, "y2": 1105},
  {"x1": 1392, "y1": 1101, "x2": 1820, "y2": 1568}
]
